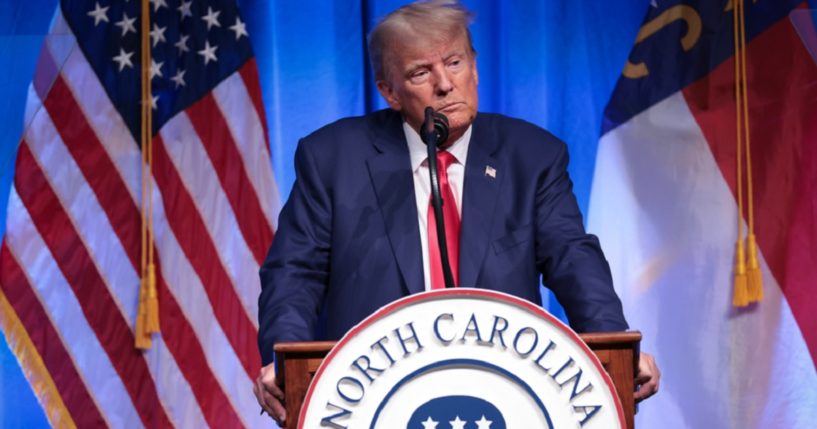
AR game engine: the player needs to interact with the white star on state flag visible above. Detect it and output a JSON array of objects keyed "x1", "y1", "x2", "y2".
[
  {"x1": 202, "y1": 7, "x2": 222, "y2": 30},
  {"x1": 114, "y1": 13, "x2": 137, "y2": 36},
  {"x1": 87, "y1": 2, "x2": 109, "y2": 26},
  {"x1": 198, "y1": 41, "x2": 218, "y2": 64},
  {"x1": 150, "y1": 94, "x2": 159, "y2": 110},
  {"x1": 421, "y1": 416, "x2": 439, "y2": 429},
  {"x1": 112, "y1": 48, "x2": 134, "y2": 71},
  {"x1": 475, "y1": 415, "x2": 493, "y2": 429},
  {"x1": 150, "y1": 24, "x2": 167, "y2": 47},
  {"x1": 150, "y1": 59, "x2": 163, "y2": 79},
  {"x1": 175, "y1": 34, "x2": 190, "y2": 54},
  {"x1": 230, "y1": 17, "x2": 248, "y2": 40},
  {"x1": 171, "y1": 69, "x2": 186, "y2": 88},
  {"x1": 150, "y1": 0, "x2": 168, "y2": 12},
  {"x1": 178, "y1": 0, "x2": 193, "y2": 19},
  {"x1": 449, "y1": 416, "x2": 466, "y2": 429}
]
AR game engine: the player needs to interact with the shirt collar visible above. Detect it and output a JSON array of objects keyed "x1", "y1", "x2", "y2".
[{"x1": 404, "y1": 121, "x2": 472, "y2": 173}]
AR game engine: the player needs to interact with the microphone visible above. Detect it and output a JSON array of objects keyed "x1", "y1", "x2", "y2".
[
  {"x1": 421, "y1": 107, "x2": 456, "y2": 289},
  {"x1": 421, "y1": 107, "x2": 449, "y2": 147}
]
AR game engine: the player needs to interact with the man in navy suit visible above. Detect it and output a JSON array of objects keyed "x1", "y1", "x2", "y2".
[{"x1": 254, "y1": 1, "x2": 659, "y2": 424}]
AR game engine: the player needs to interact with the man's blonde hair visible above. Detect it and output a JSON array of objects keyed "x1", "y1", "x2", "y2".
[{"x1": 367, "y1": 0, "x2": 475, "y2": 81}]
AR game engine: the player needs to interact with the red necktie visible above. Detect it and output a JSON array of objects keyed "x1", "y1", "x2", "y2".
[{"x1": 428, "y1": 150, "x2": 460, "y2": 289}]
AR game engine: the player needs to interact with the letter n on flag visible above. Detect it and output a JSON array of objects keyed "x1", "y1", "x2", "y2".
[
  {"x1": 0, "y1": 0, "x2": 280, "y2": 427},
  {"x1": 588, "y1": 0, "x2": 817, "y2": 427}
]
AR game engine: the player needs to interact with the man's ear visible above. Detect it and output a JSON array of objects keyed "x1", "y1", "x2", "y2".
[{"x1": 376, "y1": 80, "x2": 402, "y2": 111}]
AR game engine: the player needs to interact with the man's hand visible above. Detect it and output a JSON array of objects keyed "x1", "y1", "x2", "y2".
[
  {"x1": 254, "y1": 363, "x2": 287, "y2": 426},
  {"x1": 634, "y1": 352, "x2": 660, "y2": 402}
]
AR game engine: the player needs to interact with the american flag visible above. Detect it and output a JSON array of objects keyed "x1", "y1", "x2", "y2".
[{"x1": 0, "y1": 0, "x2": 279, "y2": 427}]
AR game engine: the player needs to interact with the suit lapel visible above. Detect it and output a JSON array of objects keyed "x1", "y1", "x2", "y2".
[
  {"x1": 366, "y1": 112, "x2": 425, "y2": 295},
  {"x1": 459, "y1": 115, "x2": 503, "y2": 288}
]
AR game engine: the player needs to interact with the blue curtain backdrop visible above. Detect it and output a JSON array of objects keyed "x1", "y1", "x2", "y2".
[{"x1": 0, "y1": 1, "x2": 647, "y2": 426}]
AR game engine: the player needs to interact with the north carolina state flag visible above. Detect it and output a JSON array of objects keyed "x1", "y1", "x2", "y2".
[{"x1": 589, "y1": 1, "x2": 817, "y2": 427}]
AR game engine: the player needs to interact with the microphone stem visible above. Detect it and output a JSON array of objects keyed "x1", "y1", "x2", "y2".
[{"x1": 423, "y1": 108, "x2": 456, "y2": 289}]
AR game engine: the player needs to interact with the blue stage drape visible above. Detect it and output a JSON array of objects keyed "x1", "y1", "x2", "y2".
[
  {"x1": 0, "y1": 1, "x2": 648, "y2": 426},
  {"x1": 239, "y1": 0, "x2": 648, "y2": 212}
]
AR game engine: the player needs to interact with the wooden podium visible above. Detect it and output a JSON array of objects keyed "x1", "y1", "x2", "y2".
[{"x1": 274, "y1": 331, "x2": 640, "y2": 428}]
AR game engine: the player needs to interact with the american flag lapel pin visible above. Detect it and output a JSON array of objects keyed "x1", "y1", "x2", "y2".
[{"x1": 485, "y1": 165, "x2": 497, "y2": 179}]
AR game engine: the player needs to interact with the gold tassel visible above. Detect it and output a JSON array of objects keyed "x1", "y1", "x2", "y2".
[
  {"x1": 738, "y1": 0, "x2": 762, "y2": 306},
  {"x1": 145, "y1": 263, "x2": 160, "y2": 333},
  {"x1": 746, "y1": 233, "x2": 763, "y2": 302},
  {"x1": 135, "y1": 330, "x2": 152, "y2": 350},
  {"x1": 135, "y1": 278, "x2": 152, "y2": 349},
  {"x1": 732, "y1": 238, "x2": 749, "y2": 307},
  {"x1": 730, "y1": 0, "x2": 753, "y2": 310}
]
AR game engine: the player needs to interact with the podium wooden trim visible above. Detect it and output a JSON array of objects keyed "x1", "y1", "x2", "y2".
[{"x1": 274, "y1": 331, "x2": 640, "y2": 428}]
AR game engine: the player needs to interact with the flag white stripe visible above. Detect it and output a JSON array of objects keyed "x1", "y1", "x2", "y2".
[
  {"x1": 32, "y1": 23, "x2": 245, "y2": 427},
  {"x1": 24, "y1": 105, "x2": 138, "y2": 324},
  {"x1": 59, "y1": 30, "x2": 261, "y2": 366},
  {"x1": 59, "y1": 45, "x2": 141, "y2": 204},
  {"x1": 10, "y1": 8, "x2": 277, "y2": 427},
  {"x1": 588, "y1": 91, "x2": 817, "y2": 428},
  {"x1": 144, "y1": 337, "x2": 210, "y2": 429},
  {"x1": 159, "y1": 112, "x2": 260, "y2": 324},
  {"x1": 24, "y1": 106, "x2": 209, "y2": 429},
  {"x1": 64, "y1": 32, "x2": 266, "y2": 428},
  {"x1": 25, "y1": 31, "x2": 71, "y2": 134},
  {"x1": 24, "y1": 84, "x2": 45, "y2": 134},
  {"x1": 59, "y1": 34, "x2": 258, "y2": 367},
  {"x1": 212, "y1": 72, "x2": 280, "y2": 229},
  {"x1": 150, "y1": 183, "x2": 268, "y2": 429},
  {"x1": 4, "y1": 187, "x2": 141, "y2": 429}
]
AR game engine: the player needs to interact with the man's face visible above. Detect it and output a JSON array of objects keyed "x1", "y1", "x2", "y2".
[{"x1": 376, "y1": 33, "x2": 478, "y2": 144}]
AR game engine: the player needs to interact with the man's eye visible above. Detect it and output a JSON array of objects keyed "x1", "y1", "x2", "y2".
[{"x1": 409, "y1": 70, "x2": 429, "y2": 82}]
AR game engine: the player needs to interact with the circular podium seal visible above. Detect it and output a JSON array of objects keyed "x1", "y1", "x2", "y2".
[{"x1": 299, "y1": 289, "x2": 625, "y2": 428}]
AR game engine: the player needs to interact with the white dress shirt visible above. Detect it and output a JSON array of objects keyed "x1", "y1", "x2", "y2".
[{"x1": 403, "y1": 121, "x2": 472, "y2": 291}]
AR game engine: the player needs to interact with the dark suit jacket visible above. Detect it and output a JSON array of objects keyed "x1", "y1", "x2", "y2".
[{"x1": 258, "y1": 109, "x2": 627, "y2": 365}]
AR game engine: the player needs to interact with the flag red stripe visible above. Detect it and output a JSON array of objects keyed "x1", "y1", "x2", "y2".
[
  {"x1": 0, "y1": 243, "x2": 106, "y2": 429},
  {"x1": 152, "y1": 134, "x2": 261, "y2": 378},
  {"x1": 45, "y1": 70, "x2": 249, "y2": 424},
  {"x1": 43, "y1": 75, "x2": 140, "y2": 263},
  {"x1": 153, "y1": 262, "x2": 246, "y2": 428},
  {"x1": 683, "y1": 16, "x2": 817, "y2": 365},
  {"x1": 185, "y1": 93, "x2": 273, "y2": 264},
  {"x1": 13, "y1": 143, "x2": 173, "y2": 429},
  {"x1": 239, "y1": 59, "x2": 272, "y2": 151}
]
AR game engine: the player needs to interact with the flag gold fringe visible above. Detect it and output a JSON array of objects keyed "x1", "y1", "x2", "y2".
[
  {"x1": 0, "y1": 287, "x2": 77, "y2": 429},
  {"x1": 136, "y1": 0, "x2": 159, "y2": 349}
]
